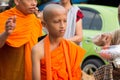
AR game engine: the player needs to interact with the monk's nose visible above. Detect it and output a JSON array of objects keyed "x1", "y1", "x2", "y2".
[{"x1": 60, "y1": 21, "x2": 66, "y2": 28}]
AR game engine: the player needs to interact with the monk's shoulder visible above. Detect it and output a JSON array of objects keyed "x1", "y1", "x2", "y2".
[
  {"x1": 64, "y1": 39, "x2": 86, "y2": 52},
  {"x1": 64, "y1": 39, "x2": 79, "y2": 47},
  {"x1": 32, "y1": 39, "x2": 44, "y2": 59}
]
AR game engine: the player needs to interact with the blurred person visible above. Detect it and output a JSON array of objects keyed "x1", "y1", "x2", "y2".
[
  {"x1": 93, "y1": 4, "x2": 120, "y2": 47},
  {"x1": 32, "y1": 4, "x2": 86, "y2": 80},
  {"x1": 92, "y1": 5, "x2": 120, "y2": 79},
  {"x1": 60, "y1": 0, "x2": 84, "y2": 45},
  {"x1": 0, "y1": 0, "x2": 42, "y2": 80},
  {"x1": 92, "y1": 3, "x2": 120, "y2": 59},
  {"x1": 93, "y1": 29, "x2": 120, "y2": 59}
]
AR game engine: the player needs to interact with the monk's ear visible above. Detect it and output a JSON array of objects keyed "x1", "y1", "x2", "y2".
[
  {"x1": 41, "y1": 20, "x2": 47, "y2": 28},
  {"x1": 14, "y1": 0, "x2": 20, "y2": 5}
]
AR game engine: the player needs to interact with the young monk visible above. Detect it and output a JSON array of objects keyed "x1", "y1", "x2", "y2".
[
  {"x1": 37, "y1": 0, "x2": 84, "y2": 45},
  {"x1": 0, "y1": 0, "x2": 42, "y2": 80},
  {"x1": 32, "y1": 4, "x2": 86, "y2": 80}
]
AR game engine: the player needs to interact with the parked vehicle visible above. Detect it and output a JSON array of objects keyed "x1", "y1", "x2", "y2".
[{"x1": 75, "y1": 4, "x2": 119, "y2": 74}]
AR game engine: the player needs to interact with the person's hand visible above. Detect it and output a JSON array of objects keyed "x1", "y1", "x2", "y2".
[
  {"x1": 93, "y1": 33, "x2": 112, "y2": 47},
  {"x1": 100, "y1": 33, "x2": 112, "y2": 48},
  {"x1": 100, "y1": 52, "x2": 112, "y2": 60},
  {"x1": 34, "y1": 7, "x2": 43, "y2": 19},
  {"x1": 5, "y1": 16, "x2": 16, "y2": 35}
]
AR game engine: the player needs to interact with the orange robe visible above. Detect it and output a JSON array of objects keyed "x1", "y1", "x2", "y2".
[
  {"x1": 0, "y1": 44, "x2": 25, "y2": 80},
  {"x1": 41, "y1": 36, "x2": 86, "y2": 80},
  {"x1": 0, "y1": 7, "x2": 42, "y2": 80}
]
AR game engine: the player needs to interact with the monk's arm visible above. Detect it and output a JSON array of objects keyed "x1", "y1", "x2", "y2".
[
  {"x1": 68, "y1": 19, "x2": 83, "y2": 44},
  {"x1": 32, "y1": 46, "x2": 41, "y2": 80},
  {"x1": 0, "y1": 32, "x2": 9, "y2": 48},
  {"x1": 0, "y1": 16, "x2": 16, "y2": 48}
]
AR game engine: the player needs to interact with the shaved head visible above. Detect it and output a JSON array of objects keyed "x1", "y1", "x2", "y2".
[{"x1": 43, "y1": 4, "x2": 66, "y2": 21}]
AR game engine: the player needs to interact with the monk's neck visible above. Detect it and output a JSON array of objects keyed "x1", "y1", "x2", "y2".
[
  {"x1": 49, "y1": 38, "x2": 61, "y2": 45},
  {"x1": 49, "y1": 36, "x2": 62, "y2": 46},
  {"x1": 15, "y1": 6, "x2": 29, "y2": 15},
  {"x1": 48, "y1": 36, "x2": 63, "y2": 51}
]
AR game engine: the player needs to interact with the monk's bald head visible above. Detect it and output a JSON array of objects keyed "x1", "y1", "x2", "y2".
[{"x1": 43, "y1": 4, "x2": 66, "y2": 21}]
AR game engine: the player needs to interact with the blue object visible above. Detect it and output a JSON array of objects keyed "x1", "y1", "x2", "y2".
[
  {"x1": 72, "y1": 0, "x2": 88, "y2": 3},
  {"x1": 38, "y1": 0, "x2": 60, "y2": 11},
  {"x1": 38, "y1": 0, "x2": 89, "y2": 11}
]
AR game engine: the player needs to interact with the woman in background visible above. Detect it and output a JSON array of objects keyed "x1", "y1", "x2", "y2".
[{"x1": 60, "y1": 0, "x2": 84, "y2": 45}]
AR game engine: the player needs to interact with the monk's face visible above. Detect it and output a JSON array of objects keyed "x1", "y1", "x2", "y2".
[
  {"x1": 14, "y1": 0, "x2": 37, "y2": 15},
  {"x1": 45, "y1": 9, "x2": 67, "y2": 37}
]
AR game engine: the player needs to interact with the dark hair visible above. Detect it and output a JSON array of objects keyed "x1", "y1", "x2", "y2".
[
  {"x1": 5, "y1": 0, "x2": 14, "y2": 10},
  {"x1": 70, "y1": 0, "x2": 73, "y2": 5}
]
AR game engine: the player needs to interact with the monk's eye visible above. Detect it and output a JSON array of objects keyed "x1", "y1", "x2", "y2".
[{"x1": 53, "y1": 20, "x2": 59, "y2": 23}]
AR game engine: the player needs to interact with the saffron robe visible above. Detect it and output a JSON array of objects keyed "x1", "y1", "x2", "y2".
[
  {"x1": 0, "y1": 7, "x2": 42, "y2": 80},
  {"x1": 41, "y1": 36, "x2": 86, "y2": 80}
]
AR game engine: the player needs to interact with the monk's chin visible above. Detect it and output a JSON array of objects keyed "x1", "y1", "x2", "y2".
[
  {"x1": 60, "y1": 35, "x2": 64, "y2": 37},
  {"x1": 28, "y1": 10, "x2": 36, "y2": 14}
]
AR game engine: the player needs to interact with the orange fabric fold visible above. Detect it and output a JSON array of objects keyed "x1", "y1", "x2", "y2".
[
  {"x1": 41, "y1": 36, "x2": 86, "y2": 80},
  {"x1": 44, "y1": 35, "x2": 52, "y2": 80},
  {"x1": 0, "y1": 7, "x2": 42, "y2": 80}
]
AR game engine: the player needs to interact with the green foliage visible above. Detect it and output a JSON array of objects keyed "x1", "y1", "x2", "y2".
[
  {"x1": 37, "y1": 0, "x2": 41, "y2": 4},
  {"x1": 37, "y1": 0, "x2": 41, "y2": 6}
]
